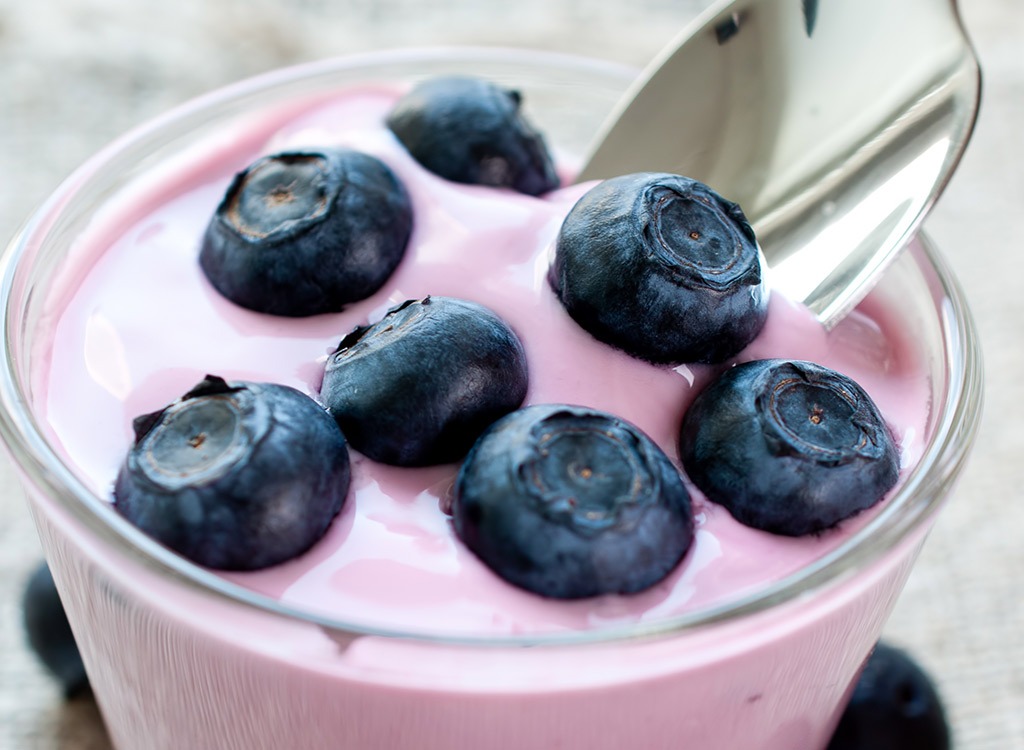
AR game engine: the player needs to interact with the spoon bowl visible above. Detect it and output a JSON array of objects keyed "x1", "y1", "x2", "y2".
[{"x1": 577, "y1": 0, "x2": 981, "y2": 326}]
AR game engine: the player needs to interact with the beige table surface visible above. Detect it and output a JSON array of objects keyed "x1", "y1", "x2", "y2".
[{"x1": 0, "y1": 0, "x2": 1021, "y2": 748}]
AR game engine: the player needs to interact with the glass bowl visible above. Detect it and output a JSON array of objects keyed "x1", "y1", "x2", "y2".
[{"x1": 0, "y1": 48, "x2": 982, "y2": 750}]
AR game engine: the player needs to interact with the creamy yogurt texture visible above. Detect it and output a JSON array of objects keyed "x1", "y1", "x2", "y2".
[{"x1": 35, "y1": 84, "x2": 930, "y2": 637}]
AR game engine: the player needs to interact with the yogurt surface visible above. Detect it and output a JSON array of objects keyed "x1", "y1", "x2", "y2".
[{"x1": 34, "y1": 84, "x2": 931, "y2": 637}]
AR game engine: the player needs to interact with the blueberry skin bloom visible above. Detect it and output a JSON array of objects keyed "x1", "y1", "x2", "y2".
[
  {"x1": 114, "y1": 375, "x2": 351, "y2": 570},
  {"x1": 827, "y1": 642, "x2": 950, "y2": 750},
  {"x1": 453, "y1": 404, "x2": 694, "y2": 600},
  {"x1": 200, "y1": 148, "x2": 413, "y2": 317},
  {"x1": 549, "y1": 172, "x2": 769, "y2": 365},
  {"x1": 386, "y1": 76, "x2": 560, "y2": 195},
  {"x1": 679, "y1": 359, "x2": 899, "y2": 537},
  {"x1": 320, "y1": 296, "x2": 529, "y2": 467}
]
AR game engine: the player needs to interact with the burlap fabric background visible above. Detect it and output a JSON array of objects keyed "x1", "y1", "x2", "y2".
[{"x1": 0, "y1": 1, "x2": 1020, "y2": 747}]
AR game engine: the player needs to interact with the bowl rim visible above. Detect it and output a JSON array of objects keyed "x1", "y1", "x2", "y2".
[{"x1": 0, "y1": 46, "x2": 984, "y2": 647}]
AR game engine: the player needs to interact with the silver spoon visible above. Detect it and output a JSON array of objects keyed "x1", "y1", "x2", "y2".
[{"x1": 576, "y1": 0, "x2": 981, "y2": 327}]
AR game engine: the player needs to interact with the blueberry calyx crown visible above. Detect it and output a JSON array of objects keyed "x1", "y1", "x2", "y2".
[
  {"x1": 453, "y1": 404, "x2": 694, "y2": 599},
  {"x1": 329, "y1": 297, "x2": 424, "y2": 363},
  {"x1": 549, "y1": 172, "x2": 769, "y2": 365},
  {"x1": 200, "y1": 147, "x2": 413, "y2": 317},
  {"x1": 386, "y1": 76, "x2": 559, "y2": 195},
  {"x1": 756, "y1": 362, "x2": 894, "y2": 465},
  {"x1": 130, "y1": 375, "x2": 261, "y2": 492},
  {"x1": 642, "y1": 180, "x2": 760, "y2": 290},
  {"x1": 515, "y1": 409, "x2": 664, "y2": 535},
  {"x1": 223, "y1": 153, "x2": 332, "y2": 242},
  {"x1": 680, "y1": 359, "x2": 900, "y2": 537},
  {"x1": 321, "y1": 296, "x2": 529, "y2": 467}
]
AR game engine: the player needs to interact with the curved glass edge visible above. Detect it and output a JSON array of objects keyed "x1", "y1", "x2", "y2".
[{"x1": 0, "y1": 50, "x2": 984, "y2": 648}]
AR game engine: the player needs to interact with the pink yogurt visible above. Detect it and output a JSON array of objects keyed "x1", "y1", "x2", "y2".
[{"x1": 35, "y1": 84, "x2": 931, "y2": 639}]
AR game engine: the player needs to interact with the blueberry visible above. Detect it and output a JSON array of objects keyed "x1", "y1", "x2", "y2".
[
  {"x1": 386, "y1": 76, "x2": 559, "y2": 195},
  {"x1": 199, "y1": 148, "x2": 413, "y2": 316},
  {"x1": 828, "y1": 642, "x2": 950, "y2": 750},
  {"x1": 679, "y1": 359, "x2": 899, "y2": 536},
  {"x1": 22, "y1": 562, "x2": 89, "y2": 698},
  {"x1": 452, "y1": 404, "x2": 693, "y2": 599},
  {"x1": 548, "y1": 172, "x2": 768, "y2": 364},
  {"x1": 114, "y1": 375, "x2": 350, "y2": 570},
  {"x1": 320, "y1": 296, "x2": 528, "y2": 467}
]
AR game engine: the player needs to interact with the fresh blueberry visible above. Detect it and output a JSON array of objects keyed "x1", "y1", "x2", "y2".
[
  {"x1": 114, "y1": 375, "x2": 350, "y2": 570},
  {"x1": 548, "y1": 172, "x2": 768, "y2": 364},
  {"x1": 452, "y1": 404, "x2": 694, "y2": 599},
  {"x1": 22, "y1": 562, "x2": 89, "y2": 698},
  {"x1": 828, "y1": 642, "x2": 950, "y2": 750},
  {"x1": 200, "y1": 148, "x2": 413, "y2": 316},
  {"x1": 320, "y1": 296, "x2": 528, "y2": 467},
  {"x1": 679, "y1": 359, "x2": 899, "y2": 536},
  {"x1": 386, "y1": 76, "x2": 559, "y2": 195}
]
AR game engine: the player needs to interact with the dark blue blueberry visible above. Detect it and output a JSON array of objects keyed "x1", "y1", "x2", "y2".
[
  {"x1": 828, "y1": 642, "x2": 950, "y2": 750},
  {"x1": 452, "y1": 404, "x2": 693, "y2": 599},
  {"x1": 386, "y1": 76, "x2": 559, "y2": 195},
  {"x1": 715, "y1": 14, "x2": 741, "y2": 44},
  {"x1": 679, "y1": 359, "x2": 899, "y2": 536},
  {"x1": 549, "y1": 172, "x2": 768, "y2": 365},
  {"x1": 200, "y1": 148, "x2": 412, "y2": 316},
  {"x1": 114, "y1": 375, "x2": 350, "y2": 570},
  {"x1": 22, "y1": 562, "x2": 89, "y2": 698},
  {"x1": 320, "y1": 296, "x2": 528, "y2": 467}
]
